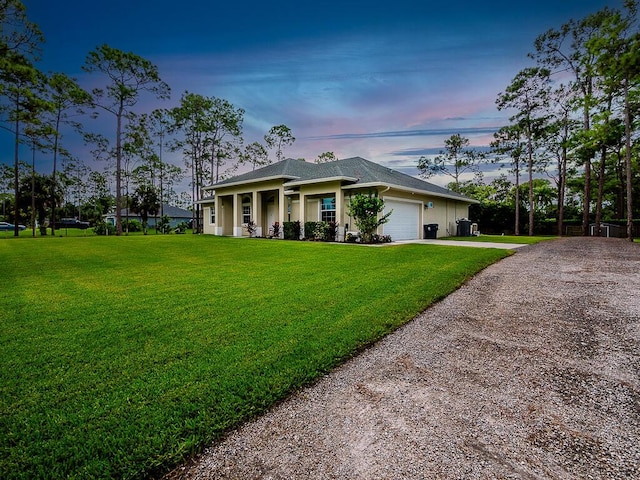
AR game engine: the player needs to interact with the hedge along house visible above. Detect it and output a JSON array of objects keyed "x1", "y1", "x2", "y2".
[{"x1": 199, "y1": 157, "x2": 478, "y2": 241}]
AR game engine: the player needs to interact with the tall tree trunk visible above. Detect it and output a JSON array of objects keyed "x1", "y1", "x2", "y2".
[
  {"x1": 527, "y1": 132, "x2": 534, "y2": 236},
  {"x1": 624, "y1": 77, "x2": 634, "y2": 241},
  {"x1": 594, "y1": 146, "x2": 607, "y2": 236},
  {"x1": 51, "y1": 112, "x2": 61, "y2": 236},
  {"x1": 557, "y1": 148, "x2": 567, "y2": 236},
  {"x1": 115, "y1": 106, "x2": 123, "y2": 236},
  {"x1": 514, "y1": 160, "x2": 520, "y2": 236}
]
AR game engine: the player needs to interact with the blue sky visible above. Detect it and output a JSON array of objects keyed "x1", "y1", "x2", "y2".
[{"x1": 3, "y1": 0, "x2": 622, "y2": 188}]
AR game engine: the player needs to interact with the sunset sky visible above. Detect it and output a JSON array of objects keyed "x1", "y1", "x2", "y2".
[{"x1": 3, "y1": 0, "x2": 622, "y2": 188}]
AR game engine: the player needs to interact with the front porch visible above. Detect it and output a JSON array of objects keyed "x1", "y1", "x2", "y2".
[{"x1": 206, "y1": 186, "x2": 345, "y2": 240}]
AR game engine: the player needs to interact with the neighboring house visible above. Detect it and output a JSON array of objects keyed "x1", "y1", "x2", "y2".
[
  {"x1": 104, "y1": 204, "x2": 192, "y2": 229},
  {"x1": 199, "y1": 157, "x2": 478, "y2": 240}
]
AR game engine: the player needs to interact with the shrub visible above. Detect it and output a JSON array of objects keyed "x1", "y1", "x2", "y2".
[
  {"x1": 347, "y1": 193, "x2": 392, "y2": 243},
  {"x1": 156, "y1": 215, "x2": 172, "y2": 234},
  {"x1": 283, "y1": 221, "x2": 301, "y2": 240},
  {"x1": 122, "y1": 219, "x2": 142, "y2": 232},
  {"x1": 304, "y1": 221, "x2": 337, "y2": 241},
  {"x1": 304, "y1": 221, "x2": 321, "y2": 240},
  {"x1": 174, "y1": 221, "x2": 189, "y2": 234},
  {"x1": 370, "y1": 234, "x2": 393, "y2": 244},
  {"x1": 93, "y1": 220, "x2": 116, "y2": 236},
  {"x1": 246, "y1": 220, "x2": 257, "y2": 237},
  {"x1": 271, "y1": 222, "x2": 281, "y2": 238}
]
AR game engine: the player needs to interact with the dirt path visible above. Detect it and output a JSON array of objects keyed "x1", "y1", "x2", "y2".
[{"x1": 166, "y1": 237, "x2": 640, "y2": 479}]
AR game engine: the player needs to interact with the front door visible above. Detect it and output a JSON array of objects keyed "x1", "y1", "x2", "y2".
[{"x1": 266, "y1": 202, "x2": 277, "y2": 234}]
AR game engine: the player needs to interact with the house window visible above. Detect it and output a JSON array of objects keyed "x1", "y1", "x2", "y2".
[
  {"x1": 321, "y1": 197, "x2": 336, "y2": 223},
  {"x1": 242, "y1": 196, "x2": 252, "y2": 224},
  {"x1": 242, "y1": 205, "x2": 251, "y2": 224},
  {"x1": 209, "y1": 205, "x2": 215, "y2": 224}
]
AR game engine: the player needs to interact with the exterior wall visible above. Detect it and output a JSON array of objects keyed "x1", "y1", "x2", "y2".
[
  {"x1": 202, "y1": 181, "x2": 472, "y2": 239},
  {"x1": 424, "y1": 197, "x2": 470, "y2": 237},
  {"x1": 203, "y1": 206, "x2": 215, "y2": 235}
]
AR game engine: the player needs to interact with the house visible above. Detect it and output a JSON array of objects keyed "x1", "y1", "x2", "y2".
[
  {"x1": 199, "y1": 157, "x2": 478, "y2": 240},
  {"x1": 104, "y1": 204, "x2": 192, "y2": 229}
]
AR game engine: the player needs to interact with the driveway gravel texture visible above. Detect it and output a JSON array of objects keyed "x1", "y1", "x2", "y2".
[{"x1": 166, "y1": 237, "x2": 640, "y2": 480}]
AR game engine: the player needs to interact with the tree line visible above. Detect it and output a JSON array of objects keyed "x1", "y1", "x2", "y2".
[
  {"x1": 0, "y1": 1, "x2": 330, "y2": 236},
  {"x1": 419, "y1": 1, "x2": 639, "y2": 240},
  {"x1": 3, "y1": 1, "x2": 639, "y2": 239}
]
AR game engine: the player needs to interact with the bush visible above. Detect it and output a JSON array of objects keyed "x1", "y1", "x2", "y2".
[
  {"x1": 304, "y1": 221, "x2": 322, "y2": 240},
  {"x1": 283, "y1": 221, "x2": 301, "y2": 240},
  {"x1": 174, "y1": 221, "x2": 189, "y2": 234},
  {"x1": 370, "y1": 234, "x2": 392, "y2": 244},
  {"x1": 93, "y1": 221, "x2": 116, "y2": 236},
  {"x1": 122, "y1": 219, "x2": 142, "y2": 232},
  {"x1": 156, "y1": 215, "x2": 172, "y2": 234},
  {"x1": 347, "y1": 193, "x2": 391, "y2": 243},
  {"x1": 303, "y1": 221, "x2": 337, "y2": 241}
]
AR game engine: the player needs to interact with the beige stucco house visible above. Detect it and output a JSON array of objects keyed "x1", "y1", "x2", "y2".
[{"x1": 199, "y1": 157, "x2": 478, "y2": 240}]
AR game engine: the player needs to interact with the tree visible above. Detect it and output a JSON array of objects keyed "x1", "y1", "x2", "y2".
[
  {"x1": 44, "y1": 72, "x2": 92, "y2": 235},
  {"x1": 315, "y1": 151, "x2": 337, "y2": 164},
  {"x1": 241, "y1": 141, "x2": 269, "y2": 170},
  {"x1": 170, "y1": 92, "x2": 211, "y2": 233},
  {"x1": 543, "y1": 83, "x2": 581, "y2": 236},
  {"x1": 17, "y1": 171, "x2": 61, "y2": 234},
  {"x1": 417, "y1": 134, "x2": 484, "y2": 191},
  {"x1": 203, "y1": 97, "x2": 244, "y2": 183},
  {"x1": 0, "y1": 0, "x2": 43, "y2": 60},
  {"x1": 130, "y1": 184, "x2": 159, "y2": 235},
  {"x1": 0, "y1": 53, "x2": 46, "y2": 235},
  {"x1": 347, "y1": 193, "x2": 392, "y2": 243},
  {"x1": 1, "y1": 2, "x2": 44, "y2": 235},
  {"x1": 491, "y1": 125, "x2": 525, "y2": 235},
  {"x1": 147, "y1": 108, "x2": 182, "y2": 224},
  {"x1": 531, "y1": 7, "x2": 616, "y2": 235},
  {"x1": 587, "y1": 1, "x2": 640, "y2": 241},
  {"x1": 497, "y1": 67, "x2": 551, "y2": 236},
  {"x1": 264, "y1": 124, "x2": 295, "y2": 162},
  {"x1": 83, "y1": 44, "x2": 170, "y2": 235}
]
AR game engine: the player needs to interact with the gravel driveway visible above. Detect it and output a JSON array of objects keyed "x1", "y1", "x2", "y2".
[{"x1": 166, "y1": 237, "x2": 640, "y2": 479}]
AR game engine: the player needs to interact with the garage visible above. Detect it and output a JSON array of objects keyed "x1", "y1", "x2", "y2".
[{"x1": 382, "y1": 199, "x2": 421, "y2": 241}]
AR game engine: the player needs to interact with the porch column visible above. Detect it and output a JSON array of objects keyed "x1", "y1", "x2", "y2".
[
  {"x1": 233, "y1": 193, "x2": 243, "y2": 237},
  {"x1": 335, "y1": 188, "x2": 344, "y2": 242},
  {"x1": 277, "y1": 187, "x2": 285, "y2": 238},
  {"x1": 298, "y1": 192, "x2": 306, "y2": 239},
  {"x1": 253, "y1": 191, "x2": 262, "y2": 237},
  {"x1": 214, "y1": 194, "x2": 222, "y2": 235}
]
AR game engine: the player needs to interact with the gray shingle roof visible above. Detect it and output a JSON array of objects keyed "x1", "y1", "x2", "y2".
[{"x1": 209, "y1": 157, "x2": 475, "y2": 203}]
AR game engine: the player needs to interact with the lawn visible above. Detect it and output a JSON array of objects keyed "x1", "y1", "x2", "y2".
[
  {"x1": 0, "y1": 235, "x2": 509, "y2": 479},
  {"x1": 441, "y1": 234, "x2": 556, "y2": 244}
]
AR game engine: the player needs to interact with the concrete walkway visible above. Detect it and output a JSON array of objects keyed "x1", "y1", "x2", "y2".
[{"x1": 392, "y1": 238, "x2": 529, "y2": 249}]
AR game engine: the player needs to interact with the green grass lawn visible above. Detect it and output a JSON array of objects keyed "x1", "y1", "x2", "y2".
[
  {"x1": 441, "y1": 234, "x2": 556, "y2": 244},
  {"x1": 0, "y1": 235, "x2": 509, "y2": 479}
]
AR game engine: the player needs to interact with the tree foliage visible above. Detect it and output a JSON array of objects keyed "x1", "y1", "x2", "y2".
[
  {"x1": 417, "y1": 134, "x2": 484, "y2": 191},
  {"x1": 83, "y1": 44, "x2": 170, "y2": 235},
  {"x1": 347, "y1": 193, "x2": 392, "y2": 243}
]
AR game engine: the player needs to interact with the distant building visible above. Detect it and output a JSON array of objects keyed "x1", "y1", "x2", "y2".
[{"x1": 104, "y1": 204, "x2": 192, "y2": 229}]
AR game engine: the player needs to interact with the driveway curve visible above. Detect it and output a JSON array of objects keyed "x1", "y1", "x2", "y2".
[{"x1": 166, "y1": 237, "x2": 640, "y2": 480}]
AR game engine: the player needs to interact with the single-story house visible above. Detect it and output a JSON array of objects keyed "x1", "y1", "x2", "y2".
[
  {"x1": 104, "y1": 204, "x2": 192, "y2": 229},
  {"x1": 199, "y1": 157, "x2": 478, "y2": 241}
]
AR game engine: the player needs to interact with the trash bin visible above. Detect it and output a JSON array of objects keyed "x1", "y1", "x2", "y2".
[
  {"x1": 456, "y1": 219, "x2": 472, "y2": 237},
  {"x1": 424, "y1": 223, "x2": 438, "y2": 239}
]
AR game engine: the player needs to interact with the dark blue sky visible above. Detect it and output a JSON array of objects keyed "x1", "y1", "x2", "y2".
[{"x1": 4, "y1": 0, "x2": 622, "y2": 187}]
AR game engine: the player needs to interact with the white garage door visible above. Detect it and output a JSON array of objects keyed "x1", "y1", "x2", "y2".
[{"x1": 383, "y1": 200, "x2": 420, "y2": 240}]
